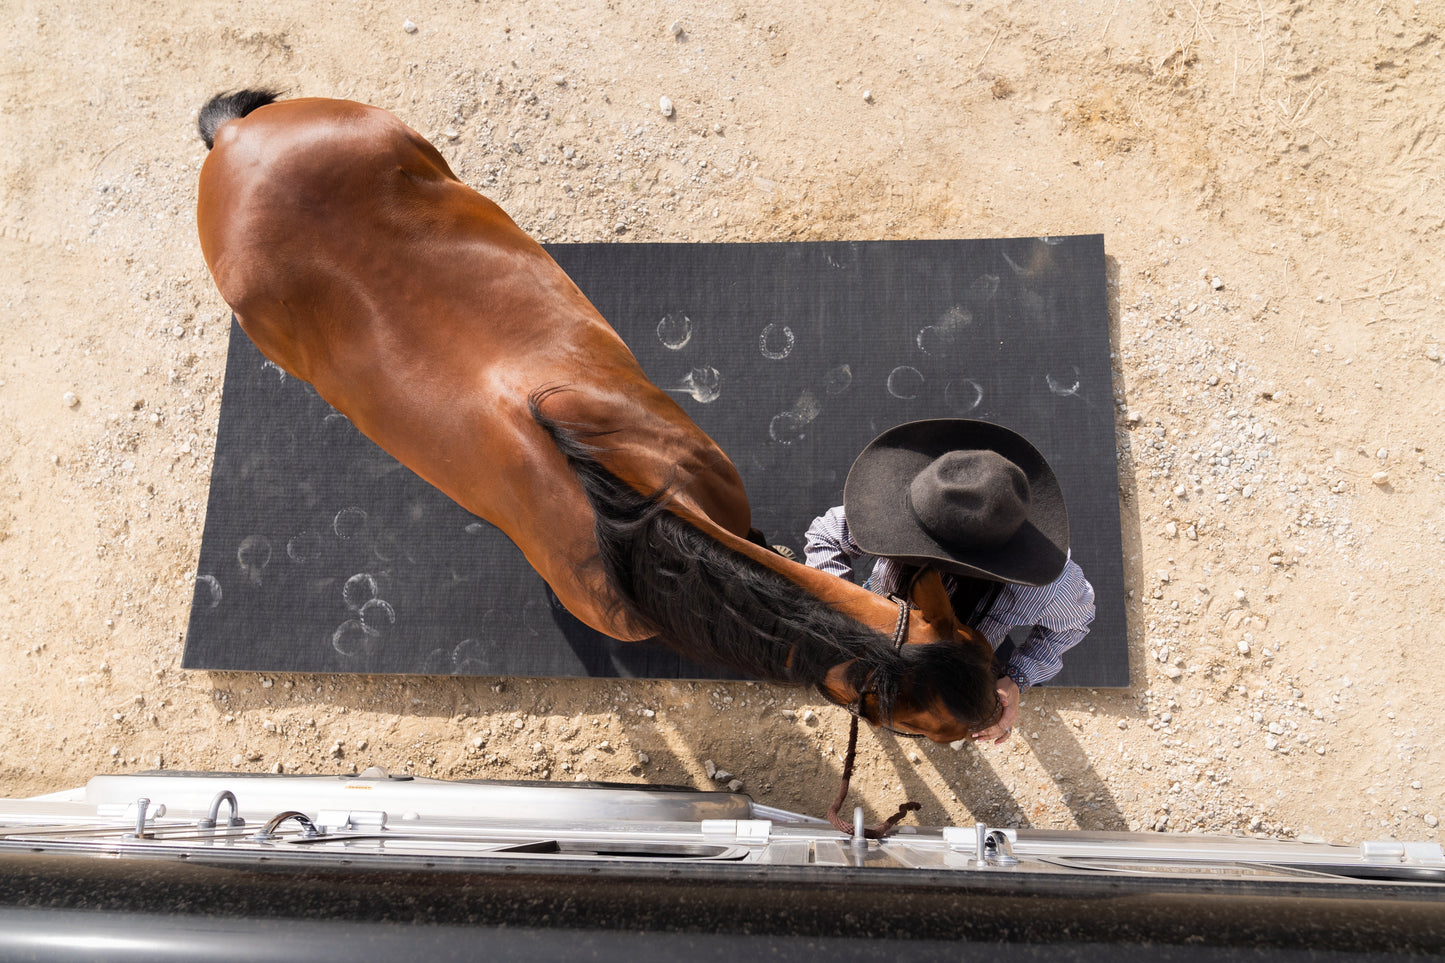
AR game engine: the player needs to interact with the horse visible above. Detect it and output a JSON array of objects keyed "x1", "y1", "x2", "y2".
[{"x1": 195, "y1": 91, "x2": 1004, "y2": 756}]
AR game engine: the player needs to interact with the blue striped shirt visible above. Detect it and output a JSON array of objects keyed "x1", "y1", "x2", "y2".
[{"x1": 803, "y1": 505, "x2": 1095, "y2": 689}]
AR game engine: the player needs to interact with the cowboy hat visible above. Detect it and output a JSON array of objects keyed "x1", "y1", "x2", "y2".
[{"x1": 843, "y1": 419, "x2": 1070, "y2": 586}]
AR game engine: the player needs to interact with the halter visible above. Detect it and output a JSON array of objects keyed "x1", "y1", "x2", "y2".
[
  {"x1": 824, "y1": 595, "x2": 923, "y2": 839},
  {"x1": 824, "y1": 595, "x2": 926, "y2": 737}
]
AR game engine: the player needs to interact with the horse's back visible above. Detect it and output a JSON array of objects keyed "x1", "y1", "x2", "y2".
[{"x1": 194, "y1": 96, "x2": 744, "y2": 639}]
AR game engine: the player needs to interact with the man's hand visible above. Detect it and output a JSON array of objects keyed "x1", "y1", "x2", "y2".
[{"x1": 971, "y1": 675, "x2": 1021, "y2": 744}]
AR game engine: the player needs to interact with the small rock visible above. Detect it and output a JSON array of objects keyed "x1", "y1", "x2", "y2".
[
  {"x1": 659, "y1": 96, "x2": 674, "y2": 118},
  {"x1": 669, "y1": 20, "x2": 683, "y2": 37},
  {"x1": 704, "y1": 759, "x2": 717, "y2": 778},
  {"x1": 1427, "y1": 814, "x2": 1439, "y2": 828},
  {"x1": 443, "y1": 128, "x2": 459, "y2": 141},
  {"x1": 1164, "y1": 522, "x2": 1178, "y2": 537},
  {"x1": 1427, "y1": 345, "x2": 1441, "y2": 362},
  {"x1": 231, "y1": 754, "x2": 244, "y2": 767},
  {"x1": 512, "y1": 718, "x2": 525, "y2": 729},
  {"x1": 1237, "y1": 640, "x2": 1251, "y2": 655},
  {"x1": 862, "y1": 90, "x2": 873, "y2": 102},
  {"x1": 1163, "y1": 665, "x2": 1183, "y2": 680},
  {"x1": 714, "y1": 769, "x2": 734, "y2": 783},
  {"x1": 1234, "y1": 589, "x2": 1246, "y2": 602},
  {"x1": 637, "y1": 752, "x2": 650, "y2": 765},
  {"x1": 402, "y1": 18, "x2": 418, "y2": 33},
  {"x1": 949, "y1": 739, "x2": 967, "y2": 750},
  {"x1": 63, "y1": 391, "x2": 79, "y2": 407},
  {"x1": 800, "y1": 709, "x2": 816, "y2": 723},
  {"x1": 727, "y1": 779, "x2": 744, "y2": 792},
  {"x1": 1372, "y1": 470, "x2": 1389, "y2": 486},
  {"x1": 1211, "y1": 276, "x2": 1224, "y2": 290}
]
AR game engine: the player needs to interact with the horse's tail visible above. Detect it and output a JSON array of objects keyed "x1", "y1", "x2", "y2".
[{"x1": 198, "y1": 89, "x2": 281, "y2": 150}]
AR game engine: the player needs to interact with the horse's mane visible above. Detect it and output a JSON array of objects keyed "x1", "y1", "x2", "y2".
[{"x1": 529, "y1": 388, "x2": 1000, "y2": 729}]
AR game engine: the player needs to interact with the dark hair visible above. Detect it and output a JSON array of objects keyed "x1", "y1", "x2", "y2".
[
  {"x1": 198, "y1": 89, "x2": 281, "y2": 149},
  {"x1": 530, "y1": 387, "x2": 1002, "y2": 731}
]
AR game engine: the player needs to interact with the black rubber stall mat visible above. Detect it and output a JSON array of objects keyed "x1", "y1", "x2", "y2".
[{"x1": 182, "y1": 236, "x2": 1126, "y2": 685}]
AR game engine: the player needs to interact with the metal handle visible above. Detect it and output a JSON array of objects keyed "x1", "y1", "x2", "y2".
[{"x1": 253, "y1": 810, "x2": 321, "y2": 841}]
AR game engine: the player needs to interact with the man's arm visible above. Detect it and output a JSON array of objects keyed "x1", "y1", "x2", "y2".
[
  {"x1": 803, "y1": 505, "x2": 863, "y2": 580},
  {"x1": 998, "y1": 559, "x2": 1096, "y2": 689}
]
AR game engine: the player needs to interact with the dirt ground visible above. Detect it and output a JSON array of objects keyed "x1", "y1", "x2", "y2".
[{"x1": 1, "y1": 0, "x2": 1441, "y2": 844}]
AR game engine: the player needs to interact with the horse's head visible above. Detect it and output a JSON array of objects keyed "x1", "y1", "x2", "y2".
[{"x1": 822, "y1": 569, "x2": 1004, "y2": 743}]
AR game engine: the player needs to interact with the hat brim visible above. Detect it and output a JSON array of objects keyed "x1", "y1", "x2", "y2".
[{"x1": 843, "y1": 419, "x2": 1070, "y2": 586}]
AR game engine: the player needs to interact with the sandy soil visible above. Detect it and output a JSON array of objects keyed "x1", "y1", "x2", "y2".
[{"x1": 1, "y1": 0, "x2": 1442, "y2": 844}]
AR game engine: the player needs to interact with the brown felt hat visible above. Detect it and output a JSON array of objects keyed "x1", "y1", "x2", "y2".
[{"x1": 843, "y1": 419, "x2": 1070, "y2": 586}]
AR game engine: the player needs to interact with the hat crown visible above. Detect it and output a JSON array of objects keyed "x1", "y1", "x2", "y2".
[{"x1": 908, "y1": 450, "x2": 1030, "y2": 549}]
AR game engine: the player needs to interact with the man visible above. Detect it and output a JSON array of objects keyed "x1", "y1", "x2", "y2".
[{"x1": 805, "y1": 418, "x2": 1095, "y2": 744}]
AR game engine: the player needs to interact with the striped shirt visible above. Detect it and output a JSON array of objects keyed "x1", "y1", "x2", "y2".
[{"x1": 803, "y1": 505, "x2": 1095, "y2": 689}]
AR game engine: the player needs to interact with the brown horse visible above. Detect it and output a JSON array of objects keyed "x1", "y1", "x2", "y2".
[{"x1": 195, "y1": 91, "x2": 1002, "y2": 745}]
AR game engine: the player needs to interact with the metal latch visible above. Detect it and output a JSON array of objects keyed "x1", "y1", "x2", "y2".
[
  {"x1": 700, "y1": 819, "x2": 771, "y2": 843},
  {"x1": 317, "y1": 809, "x2": 388, "y2": 832},
  {"x1": 1362, "y1": 840, "x2": 1445, "y2": 865}
]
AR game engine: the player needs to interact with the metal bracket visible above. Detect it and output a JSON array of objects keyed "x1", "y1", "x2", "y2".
[
  {"x1": 198, "y1": 790, "x2": 245, "y2": 830},
  {"x1": 984, "y1": 827, "x2": 1020, "y2": 866}
]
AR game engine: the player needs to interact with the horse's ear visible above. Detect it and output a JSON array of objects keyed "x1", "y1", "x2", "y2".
[{"x1": 909, "y1": 568, "x2": 959, "y2": 637}]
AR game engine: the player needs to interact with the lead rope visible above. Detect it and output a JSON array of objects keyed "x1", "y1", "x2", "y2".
[{"x1": 825, "y1": 596, "x2": 922, "y2": 839}]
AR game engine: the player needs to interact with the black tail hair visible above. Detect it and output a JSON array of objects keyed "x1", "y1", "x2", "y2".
[
  {"x1": 528, "y1": 387, "x2": 1002, "y2": 730},
  {"x1": 198, "y1": 89, "x2": 281, "y2": 149}
]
